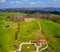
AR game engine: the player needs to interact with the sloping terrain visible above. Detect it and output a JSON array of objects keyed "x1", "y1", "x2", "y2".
[
  {"x1": 17, "y1": 20, "x2": 39, "y2": 43},
  {"x1": 40, "y1": 19, "x2": 60, "y2": 52},
  {"x1": 0, "y1": 12, "x2": 60, "y2": 52},
  {"x1": 0, "y1": 21, "x2": 17, "y2": 52}
]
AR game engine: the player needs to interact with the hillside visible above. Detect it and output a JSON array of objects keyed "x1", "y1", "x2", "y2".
[
  {"x1": 40, "y1": 19, "x2": 60, "y2": 52},
  {"x1": 0, "y1": 12, "x2": 60, "y2": 52}
]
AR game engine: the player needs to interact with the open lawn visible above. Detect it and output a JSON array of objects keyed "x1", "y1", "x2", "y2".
[
  {"x1": 17, "y1": 20, "x2": 39, "y2": 43},
  {"x1": 21, "y1": 44, "x2": 36, "y2": 52}
]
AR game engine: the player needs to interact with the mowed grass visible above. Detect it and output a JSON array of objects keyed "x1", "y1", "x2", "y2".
[
  {"x1": 21, "y1": 44, "x2": 36, "y2": 52},
  {"x1": 18, "y1": 20, "x2": 39, "y2": 43},
  {"x1": 40, "y1": 19, "x2": 60, "y2": 52},
  {"x1": 0, "y1": 21, "x2": 17, "y2": 52}
]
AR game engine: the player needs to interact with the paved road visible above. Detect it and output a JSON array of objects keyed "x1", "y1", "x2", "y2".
[
  {"x1": 18, "y1": 42, "x2": 42, "y2": 52},
  {"x1": 18, "y1": 42, "x2": 35, "y2": 51},
  {"x1": 40, "y1": 43, "x2": 48, "y2": 52},
  {"x1": 35, "y1": 43, "x2": 42, "y2": 52}
]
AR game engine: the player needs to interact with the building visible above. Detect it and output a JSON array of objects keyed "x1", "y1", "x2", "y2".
[{"x1": 31, "y1": 39, "x2": 47, "y2": 43}]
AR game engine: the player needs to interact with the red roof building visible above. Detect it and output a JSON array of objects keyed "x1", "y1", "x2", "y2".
[{"x1": 31, "y1": 39, "x2": 47, "y2": 43}]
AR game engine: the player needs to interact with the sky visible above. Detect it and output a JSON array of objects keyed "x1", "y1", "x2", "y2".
[{"x1": 0, "y1": 0, "x2": 60, "y2": 9}]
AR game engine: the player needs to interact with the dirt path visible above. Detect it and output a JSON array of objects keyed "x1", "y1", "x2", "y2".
[{"x1": 36, "y1": 20, "x2": 48, "y2": 52}]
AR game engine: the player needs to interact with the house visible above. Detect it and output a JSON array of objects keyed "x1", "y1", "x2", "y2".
[
  {"x1": 31, "y1": 40, "x2": 37, "y2": 43},
  {"x1": 31, "y1": 39, "x2": 47, "y2": 43},
  {"x1": 40, "y1": 39, "x2": 47, "y2": 42}
]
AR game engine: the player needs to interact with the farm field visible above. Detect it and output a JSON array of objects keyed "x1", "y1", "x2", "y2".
[{"x1": 0, "y1": 12, "x2": 60, "y2": 52}]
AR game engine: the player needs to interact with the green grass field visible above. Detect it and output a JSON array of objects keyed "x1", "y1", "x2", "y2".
[
  {"x1": 0, "y1": 12, "x2": 27, "y2": 52},
  {"x1": 40, "y1": 19, "x2": 60, "y2": 52},
  {"x1": 21, "y1": 44, "x2": 36, "y2": 52},
  {"x1": 17, "y1": 21, "x2": 39, "y2": 43},
  {"x1": 0, "y1": 12, "x2": 39, "y2": 52},
  {"x1": 0, "y1": 12, "x2": 60, "y2": 52},
  {"x1": 0, "y1": 21, "x2": 17, "y2": 52}
]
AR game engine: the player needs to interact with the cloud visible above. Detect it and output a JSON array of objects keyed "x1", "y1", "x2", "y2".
[
  {"x1": 10, "y1": 1, "x2": 21, "y2": 4},
  {"x1": 53, "y1": 0, "x2": 59, "y2": 1},
  {"x1": 10, "y1": 1, "x2": 14, "y2": 4},
  {"x1": 4, "y1": 0, "x2": 60, "y2": 8},
  {"x1": 30, "y1": 2, "x2": 40, "y2": 5},
  {"x1": 0, "y1": 0, "x2": 5, "y2": 2},
  {"x1": 23, "y1": 0, "x2": 29, "y2": 1},
  {"x1": 30, "y1": 2, "x2": 36, "y2": 5}
]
